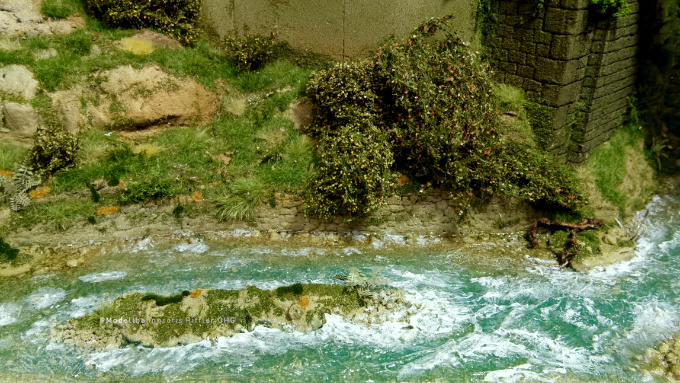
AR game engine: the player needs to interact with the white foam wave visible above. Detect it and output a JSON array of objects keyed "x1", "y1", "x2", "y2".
[
  {"x1": 26, "y1": 287, "x2": 66, "y2": 310},
  {"x1": 659, "y1": 229, "x2": 680, "y2": 255},
  {"x1": 69, "y1": 296, "x2": 102, "y2": 318},
  {"x1": 279, "y1": 248, "x2": 327, "y2": 257},
  {"x1": 79, "y1": 271, "x2": 127, "y2": 283},
  {"x1": 483, "y1": 364, "x2": 545, "y2": 383},
  {"x1": 342, "y1": 247, "x2": 362, "y2": 256},
  {"x1": 0, "y1": 303, "x2": 21, "y2": 326},
  {"x1": 130, "y1": 237, "x2": 154, "y2": 253},
  {"x1": 626, "y1": 301, "x2": 680, "y2": 343},
  {"x1": 174, "y1": 242, "x2": 209, "y2": 254}
]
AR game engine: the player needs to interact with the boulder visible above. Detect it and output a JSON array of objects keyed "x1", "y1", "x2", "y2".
[
  {"x1": 2, "y1": 101, "x2": 40, "y2": 144},
  {"x1": 0, "y1": 0, "x2": 82, "y2": 36},
  {"x1": 0, "y1": 64, "x2": 39, "y2": 100},
  {"x1": 129, "y1": 30, "x2": 181, "y2": 49},
  {"x1": 84, "y1": 64, "x2": 216, "y2": 130},
  {"x1": 51, "y1": 89, "x2": 85, "y2": 132}
]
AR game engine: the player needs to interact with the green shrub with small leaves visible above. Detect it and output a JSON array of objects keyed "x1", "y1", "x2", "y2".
[
  {"x1": 225, "y1": 33, "x2": 276, "y2": 72},
  {"x1": 304, "y1": 16, "x2": 585, "y2": 217},
  {"x1": 501, "y1": 142, "x2": 585, "y2": 210},
  {"x1": 27, "y1": 124, "x2": 79, "y2": 177},
  {"x1": 374, "y1": 17, "x2": 502, "y2": 197},
  {"x1": 305, "y1": 61, "x2": 382, "y2": 136},
  {"x1": 307, "y1": 121, "x2": 394, "y2": 218},
  {"x1": 83, "y1": 0, "x2": 201, "y2": 45}
]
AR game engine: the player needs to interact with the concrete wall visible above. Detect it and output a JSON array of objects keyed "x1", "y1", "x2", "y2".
[
  {"x1": 492, "y1": 0, "x2": 640, "y2": 163},
  {"x1": 199, "y1": 0, "x2": 477, "y2": 60}
]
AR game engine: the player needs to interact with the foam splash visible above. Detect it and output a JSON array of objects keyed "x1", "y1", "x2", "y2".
[
  {"x1": 173, "y1": 242, "x2": 209, "y2": 254},
  {"x1": 483, "y1": 364, "x2": 545, "y2": 383},
  {"x1": 0, "y1": 303, "x2": 21, "y2": 326},
  {"x1": 25, "y1": 287, "x2": 66, "y2": 310},
  {"x1": 130, "y1": 237, "x2": 154, "y2": 253},
  {"x1": 69, "y1": 296, "x2": 103, "y2": 318},
  {"x1": 79, "y1": 271, "x2": 127, "y2": 283}
]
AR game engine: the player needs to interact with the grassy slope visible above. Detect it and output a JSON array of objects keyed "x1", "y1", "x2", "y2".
[{"x1": 0, "y1": 9, "x2": 318, "y2": 233}]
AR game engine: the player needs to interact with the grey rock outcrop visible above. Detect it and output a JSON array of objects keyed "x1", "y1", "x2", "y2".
[
  {"x1": 0, "y1": 0, "x2": 83, "y2": 36},
  {"x1": 1, "y1": 101, "x2": 40, "y2": 144},
  {"x1": 0, "y1": 64, "x2": 39, "y2": 100}
]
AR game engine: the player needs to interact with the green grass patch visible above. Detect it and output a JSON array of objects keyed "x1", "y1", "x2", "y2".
[
  {"x1": 0, "y1": 143, "x2": 28, "y2": 171},
  {"x1": 585, "y1": 123, "x2": 649, "y2": 216},
  {"x1": 40, "y1": 0, "x2": 81, "y2": 20},
  {"x1": 13, "y1": 198, "x2": 99, "y2": 231}
]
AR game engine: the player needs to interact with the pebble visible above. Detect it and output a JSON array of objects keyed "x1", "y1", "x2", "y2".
[{"x1": 66, "y1": 258, "x2": 84, "y2": 268}]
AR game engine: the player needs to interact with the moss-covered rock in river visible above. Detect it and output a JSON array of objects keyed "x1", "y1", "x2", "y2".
[
  {"x1": 640, "y1": 334, "x2": 680, "y2": 379},
  {"x1": 52, "y1": 283, "x2": 410, "y2": 349}
]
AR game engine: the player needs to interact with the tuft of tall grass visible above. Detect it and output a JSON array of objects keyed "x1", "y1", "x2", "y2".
[
  {"x1": 40, "y1": 0, "x2": 79, "y2": 20},
  {"x1": 213, "y1": 178, "x2": 265, "y2": 221}
]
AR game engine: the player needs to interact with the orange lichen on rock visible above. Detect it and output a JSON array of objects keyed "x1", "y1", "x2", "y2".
[
  {"x1": 0, "y1": 170, "x2": 12, "y2": 178},
  {"x1": 190, "y1": 289, "x2": 203, "y2": 298},
  {"x1": 191, "y1": 191, "x2": 203, "y2": 202},
  {"x1": 298, "y1": 296, "x2": 310, "y2": 310},
  {"x1": 97, "y1": 206, "x2": 119, "y2": 215},
  {"x1": 29, "y1": 186, "x2": 51, "y2": 199}
]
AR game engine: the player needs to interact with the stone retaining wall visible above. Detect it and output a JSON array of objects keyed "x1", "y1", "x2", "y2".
[
  {"x1": 492, "y1": 0, "x2": 640, "y2": 163},
  {"x1": 248, "y1": 190, "x2": 538, "y2": 236}
]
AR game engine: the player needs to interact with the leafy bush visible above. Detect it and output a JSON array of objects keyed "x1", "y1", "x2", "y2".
[
  {"x1": 307, "y1": 122, "x2": 394, "y2": 218},
  {"x1": 304, "y1": 16, "x2": 585, "y2": 217},
  {"x1": 305, "y1": 62, "x2": 382, "y2": 136},
  {"x1": 501, "y1": 142, "x2": 584, "y2": 210},
  {"x1": 83, "y1": 0, "x2": 201, "y2": 45},
  {"x1": 27, "y1": 124, "x2": 79, "y2": 177},
  {"x1": 225, "y1": 33, "x2": 276, "y2": 72},
  {"x1": 374, "y1": 17, "x2": 501, "y2": 192}
]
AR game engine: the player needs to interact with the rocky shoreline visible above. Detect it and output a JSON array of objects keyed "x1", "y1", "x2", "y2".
[{"x1": 641, "y1": 334, "x2": 680, "y2": 381}]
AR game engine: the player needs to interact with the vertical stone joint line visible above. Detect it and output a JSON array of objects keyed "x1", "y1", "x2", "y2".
[{"x1": 342, "y1": 0, "x2": 346, "y2": 62}]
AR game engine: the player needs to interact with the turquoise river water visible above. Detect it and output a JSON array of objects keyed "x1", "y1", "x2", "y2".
[{"x1": 0, "y1": 194, "x2": 679, "y2": 382}]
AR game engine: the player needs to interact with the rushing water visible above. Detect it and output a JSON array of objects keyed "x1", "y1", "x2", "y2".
[{"x1": 0, "y1": 195, "x2": 679, "y2": 382}]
